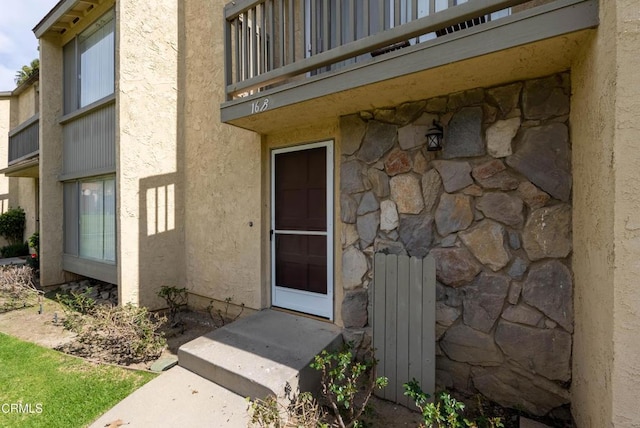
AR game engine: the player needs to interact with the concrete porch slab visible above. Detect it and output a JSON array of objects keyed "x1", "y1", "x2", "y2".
[{"x1": 178, "y1": 309, "x2": 343, "y2": 400}]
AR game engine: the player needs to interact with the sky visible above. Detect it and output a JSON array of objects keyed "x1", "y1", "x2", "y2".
[{"x1": 0, "y1": 0, "x2": 60, "y2": 91}]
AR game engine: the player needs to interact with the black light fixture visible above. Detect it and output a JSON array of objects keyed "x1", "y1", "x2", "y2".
[{"x1": 425, "y1": 120, "x2": 443, "y2": 151}]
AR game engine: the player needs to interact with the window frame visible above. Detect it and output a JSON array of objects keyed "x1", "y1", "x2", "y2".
[
  {"x1": 63, "y1": 8, "x2": 115, "y2": 115},
  {"x1": 64, "y1": 174, "x2": 117, "y2": 265}
]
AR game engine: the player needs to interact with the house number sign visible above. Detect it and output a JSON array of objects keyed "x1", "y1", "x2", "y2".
[{"x1": 251, "y1": 98, "x2": 270, "y2": 114}]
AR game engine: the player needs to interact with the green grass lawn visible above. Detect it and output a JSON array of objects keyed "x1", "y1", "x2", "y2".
[{"x1": 0, "y1": 333, "x2": 157, "y2": 428}]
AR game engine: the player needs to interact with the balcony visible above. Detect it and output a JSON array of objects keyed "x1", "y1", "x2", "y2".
[
  {"x1": 4, "y1": 114, "x2": 39, "y2": 177},
  {"x1": 221, "y1": 0, "x2": 598, "y2": 134}
]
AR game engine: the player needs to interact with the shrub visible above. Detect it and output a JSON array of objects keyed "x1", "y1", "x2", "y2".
[
  {"x1": 311, "y1": 344, "x2": 388, "y2": 428},
  {"x1": 0, "y1": 242, "x2": 29, "y2": 258},
  {"x1": 0, "y1": 265, "x2": 41, "y2": 312},
  {"x1": 56, "y1": 290, "x2": 167, "y2": 364},
  {"x1": 26, "y1": 232, "x2": 39, "y2": 270},
  {"x1": 248, "y1": 392, "x2": 328, "y2": 428},
  {"x1": 0, "y1": 207, "x2": 25, "y2": 245},
  {"x1": 403, "y1": 380, "x2": 504, "y2": 428}
]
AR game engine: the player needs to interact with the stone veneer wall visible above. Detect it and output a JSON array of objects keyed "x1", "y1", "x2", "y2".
[{"x1": 339, "y1": 73, "x2": 573, "y2": 416}]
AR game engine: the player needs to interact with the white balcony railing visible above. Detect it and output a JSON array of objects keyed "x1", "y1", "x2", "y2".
[{"x1": 223, "y1": 0, "x2": 544, "y2": 101}]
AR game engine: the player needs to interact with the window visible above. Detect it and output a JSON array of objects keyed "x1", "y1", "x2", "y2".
[
  {"x1": 63, "y1": 9, "x2": 115, "y2": 114},
  {"x1": 64, "y1": 176, "x2": 116, "y2": 263}
]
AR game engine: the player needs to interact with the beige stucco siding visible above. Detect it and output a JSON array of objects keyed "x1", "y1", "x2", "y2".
[
  {"x1": 610, "y1": 0, "x2": 640, "y2": 425},
  {"x1": 571, "y1": 0, "x2": 640, "y2": 426},
  {"x1": 181, "y1": 0, "x2": 262, "y2": 311},
  {"x1": 8, "y1": 178, "x2": 38, "y2": 242},
  {"x1": 116, "y1": 0, "x2": 183, "y2": 309},
  {"x1": 39, "y1": 35, "x2": 66, "y2": 286},
  {"x1": 16, "y1": 85, "x2": 37, "y2": 125},
  {"x1": 0, "y1": 97, "x2": 10, "y2": 198}
]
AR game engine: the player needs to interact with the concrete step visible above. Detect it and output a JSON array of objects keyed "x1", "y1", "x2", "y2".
[{"x1": 178, "y1": 309, "x2": 343, "y2": 400}]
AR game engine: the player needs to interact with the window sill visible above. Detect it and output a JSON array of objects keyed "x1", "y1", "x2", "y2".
[{"x1": 59, "y1": 93, "x2": 115, "y2": 125}]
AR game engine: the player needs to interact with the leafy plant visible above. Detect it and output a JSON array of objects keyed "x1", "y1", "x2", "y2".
[
  {"x1": 0, "y1": 207, "x2": 25, "y2": 245},
  {"x1": 0, "y1": 242, "x2": 29, "y2": 258},
  {"x1": 310, "y1": 344, "x2": 388, "y2": 428},
  {"x1": 207, "y1": 297, "x2": 245, "y2": 327},
  {"x1": 26, "y1": 231, "x2": 39, "y2": 270},
  {"x1": 14, "y1": 59, "x2": 39, "y2": 86},
  {"x1": 157, "y1": 285, "x2": 187, "y2": 326},
  {"x1": 403, "y1": 380, "x2": 503, "y2": 428}
]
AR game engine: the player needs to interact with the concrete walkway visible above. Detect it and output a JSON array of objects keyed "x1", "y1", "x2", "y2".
[
  {"x1": 0, "y1": 257, "x2": 26, "y2": 266},
  {"x1": 89, "y1": 366, "x2": 249, "y2": 427},
  {"x1": 90, "y1": 310, "x2": 343, "y2": 427}
]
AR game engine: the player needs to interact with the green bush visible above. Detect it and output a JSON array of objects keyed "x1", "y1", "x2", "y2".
[
  {"x1": 26, "y1": 232, "x2": 39, "y2": 270},
  {"x1": 0, "y1": 207, "x2": 25, "y2": 245},
  {"x1": 403, "y1": 380, "x2": 504, "y2": 428},
  {"x1": 0, "y1": 242, "x2": 29, "y2": 258}
]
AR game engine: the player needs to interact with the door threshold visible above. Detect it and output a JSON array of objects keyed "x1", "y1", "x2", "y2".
[{"x1": 271, "y1": 306, "x2": 334, "y2": 324}]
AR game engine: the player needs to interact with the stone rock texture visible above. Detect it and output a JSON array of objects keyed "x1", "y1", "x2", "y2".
[
  {"x1": 357, "y1": 191, "x2": 379, "y2": 215},
  {"x1": 367, "y1": 168, "x2": 390, "y2": 198},
  {"x1": 430, "y1": 247, "x2": 482, "y2": 287},
  {"x1": 441, "y1": 323, "x2": 503, "y2": 365},
  {"x1": 507, "y1": 123, "x2": 571, "y2": 201},
  {"x1": 432, "y1": 160, "x2": 473, "y2": 193},
  {"x1": 341, "y1": 194, "x2": 358, "y2": 224},
  {"x1": 357, "y1": 211, "x2": 380, "y2": 248},
  {"x1": 522, "y1": 204, "x2": 572, "y2": 261},
  {"x1": 472, "y1": 364, "x2": 570, "y2": 416},
  {"x1": 522, "y1": 260, "x2": 573, "y2": 332},
  {"x1": 385, "y1": 148, "x2": 412, "y2": 175},
  {"x1": 399, "y1": 213, "x2": 433, "y2": 258},
  {"x1": 476, "y1": 193, "x2": 524, "y2": 226},
  {"x1": 342, "y1": 289, "x2": 369, "y2": 328},
  {"x1": 421, "y1": 169, "x2": 442, "y2": 212},
  {"x1": 390, "y1": 174, "x2": 424, "y2": 214},
  {"x1": 462, "y1": 273, "x2": 510, "y2": 333},
  {"x1": 486, "y1": 117, "x2": 520, "y2": 158},
  {"x1": 460, "y1": 220, "x2": 510, "y2": 271},
  {"x1": 342, "y1": 246, "x2": 367, "y2": 289},
  {"x1": 341, "y1": 160, "x2": 367, "y2": 194},
  {"x1": 357, "y1": 121, "x2": 397, "y2": 164},
  {"x1": 379, "y1": 200, "x2": 399, "y2": 232},
  {"x1": 443, "y1": 106, "x2": 485, "y2": 159},
  {"x1": 495, "y1": 320, "x2": 572, "y2": 382},
  {"x1": 435, "y1": 193, "x2": 473, "y2": 236},
  {"x1": 339, "y1": 73, "x2": 573, "y2": 416},
  {"x1": 340, "y1": 115, "x2": 366, "y2": 155}
]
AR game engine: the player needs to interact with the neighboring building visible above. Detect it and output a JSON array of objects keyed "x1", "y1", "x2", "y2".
[
  {"x1": 0, "y1": 73, "x2": 41, "y2": 249},
  {"x1": 32, "y1": 0, "x2": 639, "y2": 426}
]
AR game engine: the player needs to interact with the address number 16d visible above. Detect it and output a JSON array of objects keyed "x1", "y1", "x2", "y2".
[{"x1": 251, "y1": 98, "x2": 270, "y2": 114}]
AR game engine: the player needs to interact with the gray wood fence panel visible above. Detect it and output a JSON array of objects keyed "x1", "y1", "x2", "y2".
[
  {"x1": 383, "y1": 254, "x2": 398, "y2": 402},
  {"x1": 373, "y1": 253, "x2": 435, "y2": 405},
  {"x1": 62, "y1": 103, "x2": 115, "y2": 178},
  {"x1": 396, "y1": 255, "x2": 410, "y2": 407}
]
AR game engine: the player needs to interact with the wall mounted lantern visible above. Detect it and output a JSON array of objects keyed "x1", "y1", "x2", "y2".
[{"x1": 425, "y1": 120, "x2": 444, "y2": 151}]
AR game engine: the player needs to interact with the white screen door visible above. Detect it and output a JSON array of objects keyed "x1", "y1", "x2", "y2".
[{"x1": 271, "y1": 141, "x2": 334, "y2": 319}]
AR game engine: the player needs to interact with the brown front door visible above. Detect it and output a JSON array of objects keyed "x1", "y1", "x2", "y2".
[{"x1": 271, "y1": 142, "x2": 333, "y2": 319}]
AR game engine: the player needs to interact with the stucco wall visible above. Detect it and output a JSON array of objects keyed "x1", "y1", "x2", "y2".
[
  {"x1": 181, "y1": 0, "x2": 262, "y2": 311},
  {"x1": 8, "y1": 178, "x2": 38, "y2": 243},
  {"x1": 0, "y1": 97, "x2": 10, "y2": 200},
  {"x1": 16, "y1": 85, "x2": 37, "y2": 125},
  {"x1": 609, "y1": 0, "x2": 640, "y2": 425},
  {"x1": 116, "y1": 0, "x2": 183, "y2": 309},
  {"x1": 39, "y1": 35, "x2": 66, "y2": 286},
  {"x1": 571, "y1": 0, "x2": 640, "y2": 426}
]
